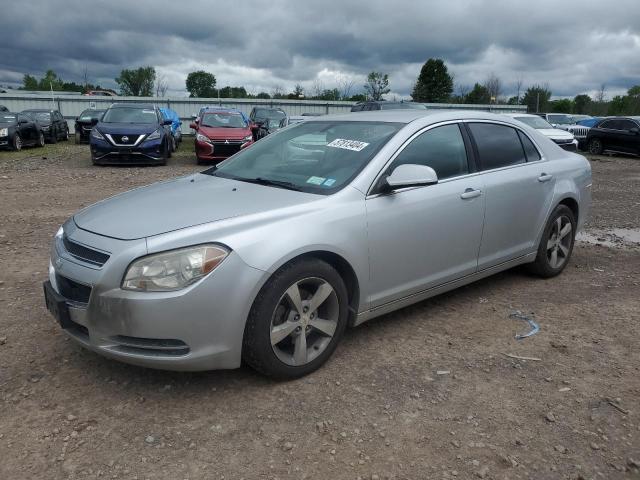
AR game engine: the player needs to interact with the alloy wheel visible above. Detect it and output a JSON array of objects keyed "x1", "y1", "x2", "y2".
[
  {"x1": 589, "y1": 139, "x2": 602, "y2": 154},
  {"x1": 546, "y1": 215, "x2": 573, "y2": 269},
  {"x1": 38, "y1": 132, "x2": 45, "y2": 147},
  {"x1": 270, "y1": 277, "x2": 339, "y2": 366},
  {"x1": 14, "y1": 135, "x2": 22, "y2": 151}
]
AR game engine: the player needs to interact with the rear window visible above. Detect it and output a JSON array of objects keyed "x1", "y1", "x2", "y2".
[{"x1": 468, "y1": 123, "x2": 526, "y2": 170}]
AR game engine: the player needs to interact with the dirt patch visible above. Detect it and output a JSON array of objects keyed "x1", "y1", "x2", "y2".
[{"x1": 1, "y1": 144, "x2": 639, "y2": 479}]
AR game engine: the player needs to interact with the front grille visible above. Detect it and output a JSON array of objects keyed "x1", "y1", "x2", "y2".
[
  {"x1": 109, "y1": 335, "x2": 190, "y2": 356},
  {"x1": 56, "y1": 274, "x2": 92, "y2": 304},
  {"x1": 211, "y1": 142, "x2": 242, "y2": 157},
  {"x1": 113, "y1": 134, "x2": 138, "y2": 144},
  {"x1": 63, "y1": 236, "x2": 110, "y2": 266},
  {"x1": 570, "y1": 127, "x2": 589, "y2": 138}
]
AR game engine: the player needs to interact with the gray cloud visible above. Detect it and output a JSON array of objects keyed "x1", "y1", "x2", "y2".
[{"x1": 1, "y1": 0, "x2": 639, "y2": 99}]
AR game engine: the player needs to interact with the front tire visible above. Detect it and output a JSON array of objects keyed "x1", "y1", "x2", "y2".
[
  {"x1": 37, "y1": 131, "x2": 45, "y2": 147},
  {"x1": 528, "y1": 205, "x2": 576, "y2": 278},
  {"x1": 75, "y1": 131, "x2": 81, "y2": 144},
  {"x1": 12, "y1": 134, "x2": 22, "y2": 151},
  {"x1": 588, "y1": 138, "x2": 603, "y2": 155},
  {"x1": 243, "y1": 259, "x2": 349, "y2": 379}
]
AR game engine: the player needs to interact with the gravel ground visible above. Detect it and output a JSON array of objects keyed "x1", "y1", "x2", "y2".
[{"x1": 0, "y1": 142, "x2": 639, "y2": 480}]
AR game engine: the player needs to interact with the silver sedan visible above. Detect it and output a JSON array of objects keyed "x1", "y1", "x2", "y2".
[{"x1": 44, "y1": 110, "x2": 591, "y2": 378}]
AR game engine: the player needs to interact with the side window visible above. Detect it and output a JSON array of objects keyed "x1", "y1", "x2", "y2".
[
  {"x1": 599, "y1": 120, "x2": 615, "y2": 129},
  {"x1": 618, "y1": 120, "x2": 637, "y2": 131},
  {"x1": 517, "y1": 131, "x2": 541, "y2": 162},
  {"x1": 468, "y1": 123, "x2": 526, "y2": 170},
  {"x1": 389, "y1": 124, "x2": 469, "y2": 180}
]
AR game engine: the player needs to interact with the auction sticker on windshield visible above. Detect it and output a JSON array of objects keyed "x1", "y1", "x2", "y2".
[
  {"x1": 306, "y1": 176, "x2": 326, "y2": 185},
  {"x1": 327, "y1": 138, "x2": 370, "y2": 152}
]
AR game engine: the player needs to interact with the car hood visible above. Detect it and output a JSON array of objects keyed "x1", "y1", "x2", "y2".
[
  {"x1": 97, "y1": 122, "x2": 159, "y2": 135},
  {"x1": 198, "y1": 125, "x2": 251, "y2": 140},
  {"x1": 538, "y1": 128, "x2": 574, "y2": 140},
  {"x1": 73, "y1": 174, "x2": 318, "y2": 240}
]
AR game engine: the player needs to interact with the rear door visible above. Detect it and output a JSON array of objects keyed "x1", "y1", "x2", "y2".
[
  {"x1": 467, "y1": 122, "x2": 555, "y2": 269},
  {"x1": 616, "y1": 119, "x2": 640, "y2": 153}
]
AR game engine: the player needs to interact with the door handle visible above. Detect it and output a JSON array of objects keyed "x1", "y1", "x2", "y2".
[
  {"x1": 460, "y1": 188, "x2": 482, "y2": 199},
  {"x1": 538, "y1": 173, "x2": 553, "y2": 182}
]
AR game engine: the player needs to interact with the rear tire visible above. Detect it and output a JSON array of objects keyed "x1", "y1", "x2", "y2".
[
  {"x1": 528, "y1": 205, "x2": 576, "y2": 278},
  {"x1": 588, "y1": 138, "x2": 603, "y2": 155},
  {"x1": 242, "y1": 258, "x2": 349, "y2": 379}
]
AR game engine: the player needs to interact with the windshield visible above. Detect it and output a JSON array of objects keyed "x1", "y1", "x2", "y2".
[
  {"x1": 0, "y1": 114, "x2": 16, "y2": 122},
  {"x1": 101, "y1": 107, "x2": 158, "y2": 124},
  {"x1": 79, "y1": 110, "x2": 104, "y2": 121},
  {"x1": 256, "y1": 110, "x2": 286, "y2": 122},
  {"x1": 201, "y1": 113, "x2": 246, "y2": 128},
  {"x1": 547, "y1": 114, "x2": 573, "y2": 125},
  {"x1": 514, "y1": 116, "x2": 553, "y2": 129},
  {"x1": 206, "y1": 121, "x2": 402, "y2": 194},
  {"x1": 24, "y1": 111, "x2": 51, "y2": 122}
]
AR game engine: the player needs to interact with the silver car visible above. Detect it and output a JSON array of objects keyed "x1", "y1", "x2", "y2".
[{"x1": 44, "y1": 110, "x2": 592, "y2": 378}]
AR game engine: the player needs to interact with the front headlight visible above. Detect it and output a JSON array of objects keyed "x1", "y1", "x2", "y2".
[
  {"x1": 196, "y1": 132, "x2": 211, "y2": 143},
  {"x1": 55, "y1": 226, "x2": 64, "y2": 239},
  {"x1": 0, "y1": 128, "x2": 8, "y2": 137},
  {"x1": 243, "y1": 135, "x2": 253, "y2": 142},
  {"x1": 91, "y1": 129, "x2": 104, "y2": 140},
  {"x1": 145, "y1": 129, "x2": 162, "y2": 142},
  {"x1": 122, "y1": 245, "x2": 229, "y2": 292},
  {"x1": 42, "y1": 125, "x2": 50, "y2": 131}
]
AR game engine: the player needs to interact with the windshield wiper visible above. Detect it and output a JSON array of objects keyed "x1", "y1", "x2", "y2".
[{"x1": 241, "y1": 177, "x2": 303, "y2": 191}]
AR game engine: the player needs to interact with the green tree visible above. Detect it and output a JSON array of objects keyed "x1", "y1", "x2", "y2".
[
  {"x1": 411, "y1": 58, "x2": 453, "y2": 103},
  {"x1": 115, "y1": 66, "x2": 156, "y2": 96},
  {"x1": 522, "y1": 85, "x2": 552, "y2": 113},
  {"x1": 287, "y1": 84, "x2": 305, "y2": 99},
  {"x1": 507, "y1": 96, "x2": 520, "y2": 105},
  {"x1": 608, "y1": 95, "x2": 628, "y2": 115},
  {"x1": 218, "y1": 86, "x2": 248, "y2": 98},
  {"x1": 347, "y1": 93, "x2": 367, "y2": 102},
  {"x1": 38, "y1": 70, "x2": 64, "y2": 90},
  {"x1": 364, "y1": 72, "x2": 390, "y2": 101},
  {"x1": 256, "y1": 92, "x2": 271, "y2": 99},
  {"x1": 465, "y1": 83, "x2": 491, "y2": 104},
  {"x1": 22, "y1": 74, "x2": 38, "y2": 90},
  {"x1": 549, "y1": 98, "x2": 574, "y2": 113},
  {"x1": 573, "y1": 94, "x2": 592, "y2": 114},
  {"x1": 185, "y1": 70, "x2": 217, "y2": 98}
]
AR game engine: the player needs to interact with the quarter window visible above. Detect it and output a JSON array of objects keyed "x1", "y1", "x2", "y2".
[
  {"x1": 618, "y1": 120, "x2": 638, "y2": 131},
  {"x1": 388, "y1": 124, "x2": 469, "y2": 180},
  {"x1": 468, "y1": 123, "x2": 526, "y2": 170},
  {"x1": 517, "y1": 131, "x2": 541, "y2": 162}
]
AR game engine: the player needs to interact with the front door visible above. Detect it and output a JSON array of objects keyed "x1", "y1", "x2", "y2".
[{"x1": 366, "y1": 123, "x2": 485, "y2": 308}]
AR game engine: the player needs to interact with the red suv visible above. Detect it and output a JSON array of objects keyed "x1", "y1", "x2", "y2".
[{"x1": 191, "y1": 109, "x2": 254, "y2": 164}]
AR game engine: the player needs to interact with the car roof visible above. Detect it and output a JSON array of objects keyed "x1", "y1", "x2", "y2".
[
  {"x1": 502, "y1": 113, "x2": 539, "y2": 118},
  {"x1": 109, "y1": 103, "x2": 156, "y2": 109},
  {"x1": 313, "y1": 109, "x2": 527, "y2": 124},
  {"x1": 22, "y1": 109, "x2": 55, "y2": 112}
]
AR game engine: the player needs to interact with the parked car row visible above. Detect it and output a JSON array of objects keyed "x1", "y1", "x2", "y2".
[{"x1": 0, "y1": 108, "x2": 71, "y2": 151}]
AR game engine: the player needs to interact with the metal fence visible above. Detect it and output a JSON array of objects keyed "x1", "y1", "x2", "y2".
[{"x1": 0, "y1": 93, "x2": 526, "y2": 134}]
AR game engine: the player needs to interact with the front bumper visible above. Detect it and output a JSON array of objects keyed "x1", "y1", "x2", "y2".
[
  {"x1": 91, "y1": 137, "x2": 165, "y2": 165},
  {"x1": 195, "y1": 138, "x2": 252, "y2": 162},
  {"x1": 556, "y1": 139, "x2": 578, "y2": 151},
  {"x1": 45, "y1": 222, "x2": 267, "y2": 371}
]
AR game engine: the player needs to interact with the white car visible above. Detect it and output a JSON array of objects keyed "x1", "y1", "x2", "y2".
[{"x1": 503, "y1": 113, "x2": 578, "y2": 151}]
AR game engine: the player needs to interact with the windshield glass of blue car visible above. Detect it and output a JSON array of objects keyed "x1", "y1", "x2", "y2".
[
  {"x1": 206, "y1": 121, "x2": 402, "y2": 194},
  {"x1": 101, "y1": 108, "x2": 158, "y2": 124},
  {"x1": 515, "y1": 116, "x2": 553, "y2": 129},
  {"x1": 201, "y1": 113, "x2": 246, "y2": 128}
]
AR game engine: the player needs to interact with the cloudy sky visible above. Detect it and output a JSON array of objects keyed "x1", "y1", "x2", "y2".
[{"x1": 1, "y1": 0, "x2": 639, "y2": 100}]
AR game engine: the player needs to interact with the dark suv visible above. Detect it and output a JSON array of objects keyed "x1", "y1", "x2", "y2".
[
  {"x1": 90, "y1": 104, "x2": 173, "y2": 165},
  {"x1": 21, "y1": 109, "x2": 69, "y2": 143},
  {"x1": 351, "y1": 101, "x2": 426, "y2": 112},
  {"x1": 585, "y1": 117, "x2": 640, "y2": 155},
  {"x1": 248, "y1": 107, "x2": 287, "y2": 140}
]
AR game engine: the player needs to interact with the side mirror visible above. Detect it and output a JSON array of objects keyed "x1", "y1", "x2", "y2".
[
  {"x1": 385, "y1": 164, "x2": 438, "y2": 191},
  {"x1": 630, "y1": 127, "x2": 639, "y2": 135},
  {"x1": 90, "y1": 118, "x2": 99, "y2": 126},
  {"x1": 189, "y1": 122, "x2": 197, "y2": 129},
  {"x1": 163, "y1": 119, "x2": 172, "y2": 126}
]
